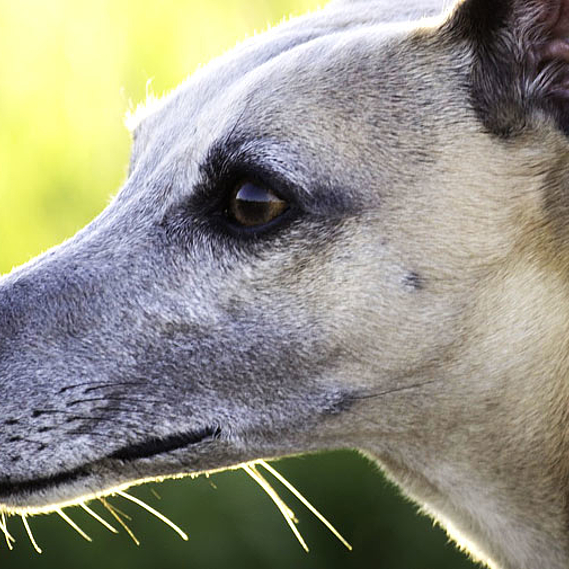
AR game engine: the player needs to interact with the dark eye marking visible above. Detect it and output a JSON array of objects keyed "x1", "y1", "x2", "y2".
[{"x1": 227, "y1": 181, "x2": 289, "y2": 228}]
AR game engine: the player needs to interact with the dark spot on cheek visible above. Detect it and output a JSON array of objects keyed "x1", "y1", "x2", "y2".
[{"x1": 403, "y1": 272, "x2": 424, "y2": 291}]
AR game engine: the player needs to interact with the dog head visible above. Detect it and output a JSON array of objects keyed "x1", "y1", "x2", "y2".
[{"x1": 2, "y1": 8, "x2": 569, "y2": 569}]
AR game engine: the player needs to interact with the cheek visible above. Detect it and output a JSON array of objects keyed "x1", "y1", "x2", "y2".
[
  {"x1": 271, "y1": 243, "x2": 469, "y2": 382},
  {"x1": 200, "y1": 225, "x2": 467, "y2": 389}
]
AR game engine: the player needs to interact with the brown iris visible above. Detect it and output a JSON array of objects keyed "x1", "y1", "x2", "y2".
[{"x1": 228, "y1": 182, "x2": 288, "y2": 227}]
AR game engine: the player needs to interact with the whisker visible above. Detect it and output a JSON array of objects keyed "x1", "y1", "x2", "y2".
[
  {"x1": 351, "y1": 379, "x2": 437, "y2": 400},
  {"x1": 68, "y1": 396, "x2": 164, "y2": 406},
  {"x1": 100, "y1": 499, "x2": 131, "y2": 521},
  {"x1": 257, "y1": 460, "x2": 352, "y2": 551},
  {"x1": 56, "y1": 508, "x2": 92, "y2": 542},
  {"x1": 14, "y1": 437, "x2": 47, "y2": 447},
  {"x1": 80, "y1": 503, "x2": 118, "y2": 534},
  {"x1": 115, "y1": 490, "x2": 188, "y2": 541},
  {"x1": 32, "y1": 407, "x2": 163, "y2": 422},
  {"x1": 100, "y1": 498, "x2": 140, "y2": 546},
  {"x1": 242, "y1": 463, "x2": 309, "y2": 552},
  {"x1": 21, "y1": 515, "x2": 42, "y2": 554},
  {"x1": 0, "y1": 513, "x2": 15, "y2": 550},
  {"x1": 59, "y1": 381, "x2": 144, "y2": 393}
]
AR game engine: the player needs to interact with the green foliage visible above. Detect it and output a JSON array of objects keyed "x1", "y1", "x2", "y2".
[
  {"x1": 0, "y1": 0, "x2": 320, "y2": 273},
  {"x1": 0, "y1": 2, "x2": 478, "y2": 568}
]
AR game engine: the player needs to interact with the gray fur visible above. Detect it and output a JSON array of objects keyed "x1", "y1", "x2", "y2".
[{"x1": 3, "y1": 1, "x2": 569, "y2": 568}]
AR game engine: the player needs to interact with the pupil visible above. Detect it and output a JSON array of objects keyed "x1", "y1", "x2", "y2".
[{"x1": 229, "y1": 182, "x2": 288, "y2": 228}]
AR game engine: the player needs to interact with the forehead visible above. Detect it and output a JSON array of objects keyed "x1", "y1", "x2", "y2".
[{"x1": 129, "y1": 7, "x2": 457, "y2": 200}]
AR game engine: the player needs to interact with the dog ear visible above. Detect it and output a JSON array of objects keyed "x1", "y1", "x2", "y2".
[{"x1": 451, "y1": 0, "x2": 569, "y2": 136}]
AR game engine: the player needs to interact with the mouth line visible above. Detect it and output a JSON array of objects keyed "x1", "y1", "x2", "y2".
[
  {"x1": 0, "y1": 425, "x2": 221, "y2": 500},
  {"x1": 109, "y1": 425, "x2": 221, "y2": 461}
]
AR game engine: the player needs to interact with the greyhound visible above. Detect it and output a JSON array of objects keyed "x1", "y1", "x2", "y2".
[{"x1": 3, "y1": 0, "x2": 569, "y2": 567}]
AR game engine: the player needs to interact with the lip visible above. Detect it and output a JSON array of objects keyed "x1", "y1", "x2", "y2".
[
  {"x1": 0, "y1": 425, "x2": 221, "y2": 499},
  {"x1": 109, "y1": 425, "x2": 221, "y2": 461}
]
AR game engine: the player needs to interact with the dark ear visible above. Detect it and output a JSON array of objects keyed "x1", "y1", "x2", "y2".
[{"x1": 451, "y1": 0, "x2": 569, "y2": 136}]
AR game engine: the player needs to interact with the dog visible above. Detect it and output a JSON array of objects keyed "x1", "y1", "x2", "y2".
[{"x1": 2, "y1": 0, "x2": 569, "y2": 567}]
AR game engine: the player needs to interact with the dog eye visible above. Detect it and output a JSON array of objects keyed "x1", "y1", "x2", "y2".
[{"x1": 228, "y1": 182, "x2": 288, "y2": 227}]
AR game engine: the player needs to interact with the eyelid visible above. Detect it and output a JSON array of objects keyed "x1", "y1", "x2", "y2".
[{"x1": 193, "y1": 156, "x2": 299, "y2": 216}]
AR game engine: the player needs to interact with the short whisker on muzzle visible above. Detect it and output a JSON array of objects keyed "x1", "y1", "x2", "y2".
[
  {"x1": 0, "y1": 513, "x2": 15, "y2": 550},
  {"x1": 67, "y1": 396, "x2": 165, "y2": 407},
  {"x1": 58, "y1": 381, "x2": 146, "y2": 395},
  {"x1": 24, "y1": 407, "x2": 168, "y2": 432}
]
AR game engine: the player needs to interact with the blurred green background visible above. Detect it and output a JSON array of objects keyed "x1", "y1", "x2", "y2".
[{"x1": 0, "y1": 1, "x2": 479, "y2": 568}]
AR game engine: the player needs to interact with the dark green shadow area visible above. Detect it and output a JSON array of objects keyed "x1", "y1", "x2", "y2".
[{"x1": 1, "y1": 451, "x2": 479, "y2": 569}]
